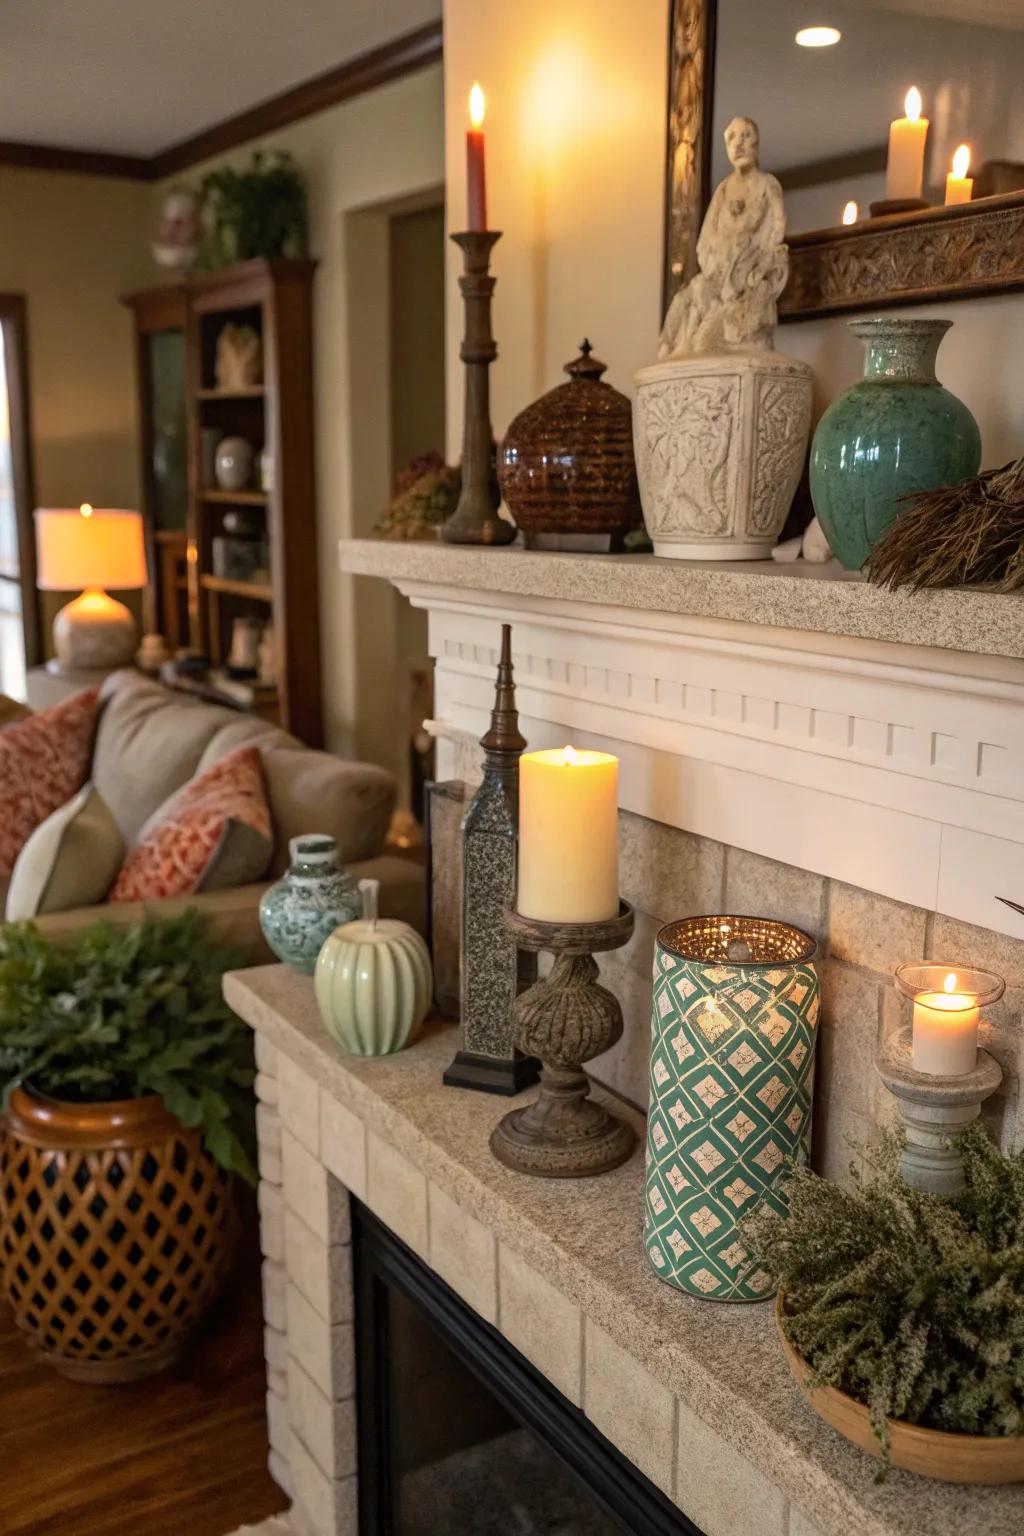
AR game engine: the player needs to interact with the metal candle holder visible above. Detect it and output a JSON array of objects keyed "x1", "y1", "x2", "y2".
[
  {"x1": 441, "y1": 230, "x2": 516, "y2": 546},
  {"x1": 875, "y1": 1028, "x2": 1002, "y2": 1195},
  {"x1": 490, "y1": 902, "x2": 636, "y2": 1178}
]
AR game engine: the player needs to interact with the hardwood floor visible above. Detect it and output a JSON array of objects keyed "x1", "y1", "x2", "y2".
[{"x1": 0, "y1": 1195, "x2": 287, "y2": 1536}]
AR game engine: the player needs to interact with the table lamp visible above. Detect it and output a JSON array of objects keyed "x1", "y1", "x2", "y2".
[{"x1": 35, "y1": 505, "x2": 148, "y2": 673}]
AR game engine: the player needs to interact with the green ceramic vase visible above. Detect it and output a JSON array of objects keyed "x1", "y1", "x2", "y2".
[
  {"x1": 315, "y1": 916, "x2": 432, "y2": 1057},
  {"x1": 809, "y1": 317, "x2": 980, "y2": 571}
]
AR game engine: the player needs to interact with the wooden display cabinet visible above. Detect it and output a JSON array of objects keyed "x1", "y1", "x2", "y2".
[{"x1": 124, "y1": 259, "x2": 322, "y2": 746}]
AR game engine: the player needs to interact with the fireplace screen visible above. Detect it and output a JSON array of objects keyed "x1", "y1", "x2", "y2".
[{"x1": 353, "y1": 1202, "x2": 698, "y2": 1536}]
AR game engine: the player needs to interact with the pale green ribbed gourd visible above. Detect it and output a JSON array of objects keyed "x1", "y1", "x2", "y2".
[{"x1": 314, "y1": 879, "x2": 432, "y2": 1057}]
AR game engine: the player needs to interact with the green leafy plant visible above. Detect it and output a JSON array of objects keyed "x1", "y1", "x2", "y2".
[
  {"x1": 743, "y1": 1127, "x2": 1024, "y2": 1472},
  {"x1": 0, "y1": 913, "x2": 255, "y2": 1182},
  {"x1": 199, "y1": 150, "x2": 309, "y2": 268}
]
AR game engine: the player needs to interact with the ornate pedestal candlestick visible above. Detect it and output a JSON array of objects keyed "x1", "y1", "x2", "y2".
[
  {"x1": 875, "y1": 1029, "x2": 1002, "y2": 1196},
  {"x1": 442, "y1": 231, "x2": 516, "y2": 546},
  {"x1": 444, "y1": 625, "x2": 538, "y2": 1095},
  {"x1": 490, "y1": 903, "x2": 636, "y2": 1178}
]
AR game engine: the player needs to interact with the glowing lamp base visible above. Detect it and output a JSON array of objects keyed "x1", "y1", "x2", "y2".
[{"x1": 51, "y1": 588, "x2": 137, "y2": 673}]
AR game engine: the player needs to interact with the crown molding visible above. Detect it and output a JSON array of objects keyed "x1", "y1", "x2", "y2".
[{"x1": 0, "y1": 19, "x2": 443, "y2": 183}]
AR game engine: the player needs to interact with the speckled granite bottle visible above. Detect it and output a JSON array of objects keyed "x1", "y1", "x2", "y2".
[
  {"x1": 443, "y1": 625, "x2": 539, "y2": 1095},
  {"x1": 810, "y1": 317, "x2": 980, "y2": 570}
]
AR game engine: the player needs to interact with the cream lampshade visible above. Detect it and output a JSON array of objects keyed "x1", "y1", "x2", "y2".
[{"x1": 35, "y1": 506, "x2": 148, "y2": 674}]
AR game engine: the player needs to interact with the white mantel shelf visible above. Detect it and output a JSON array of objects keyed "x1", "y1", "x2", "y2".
[
  {"x1": 342, "y1": 537, "x2": 1024, "y2": 942},
  {"x1": 339, "y1": 540, "x2": 1024, "y2": 662},
  {"x1": 230, "y1": 965, "x2": 1024, "y2": 1536}
]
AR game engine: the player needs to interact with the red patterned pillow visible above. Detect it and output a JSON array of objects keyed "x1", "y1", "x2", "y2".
[
  {"x1": 109, "y1": 745, "x2": 273, "y2": 903},
  {"x1": 0, "y1": 688, "x2": 100, "y2": 877}
]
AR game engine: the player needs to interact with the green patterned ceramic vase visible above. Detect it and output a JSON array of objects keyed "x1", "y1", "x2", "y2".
[
  {"x1": 259, "y1": 835, "x2": 360, "y2": 975},
  {"x1": 645, "y1": 915, "x2": 819, "y2": 1302},
  {"x1": 810, "y1": 317, "x2": 980, "y2": 571}
]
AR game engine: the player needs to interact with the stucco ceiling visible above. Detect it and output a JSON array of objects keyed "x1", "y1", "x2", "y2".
[{"x1": 0, "y1": 0, "x2": 442, "y2": 156}]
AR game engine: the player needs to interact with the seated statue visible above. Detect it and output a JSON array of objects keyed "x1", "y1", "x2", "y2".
[{"x1": 659, "y1": 117, "x2": 788, "y2": 358}]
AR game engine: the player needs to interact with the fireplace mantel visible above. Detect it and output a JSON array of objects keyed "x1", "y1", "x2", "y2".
[
  {"x1": 230, "y1": 964, "x2": 1023, "y2": 1536},
  {"x1": 340, "y1": 539, "x2": 1024, "y2": 941}
]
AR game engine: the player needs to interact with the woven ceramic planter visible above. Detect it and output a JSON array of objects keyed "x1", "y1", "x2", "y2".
[
  {"x1": 0, "y1": 1085, "x2": 238, "y2": 1382},
  {"x1": 645, "y1": 915, "x2": 819, "y2": 1302}
]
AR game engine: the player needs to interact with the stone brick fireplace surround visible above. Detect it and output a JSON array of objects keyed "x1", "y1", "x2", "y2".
[
  {"x1": 226, "y1": 541, "x2": 1024, "y2": 1535},
  {"x1": 229, "y1": 967, "x2": 1022, "y2": 1536}
]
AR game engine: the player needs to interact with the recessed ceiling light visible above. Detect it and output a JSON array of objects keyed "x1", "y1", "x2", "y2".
[{"x1": 795, "y1": 25, "x2": 842, "y2": 46}]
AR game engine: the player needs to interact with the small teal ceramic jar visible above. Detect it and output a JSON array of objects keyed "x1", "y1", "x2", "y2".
[
  {"x1": 259, "y1": 835, "x2": 360, "y2": 975},
  {"x1": 810, "y1": 317, "x2": 980, "y2": 571}
]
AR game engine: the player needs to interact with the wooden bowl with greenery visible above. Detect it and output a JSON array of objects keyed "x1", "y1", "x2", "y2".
[
  {"x1": 776, "y1": 1292, "x2": 1024, "y2": 1484},
  {"x1": 744, "y1": 1128, "x2": 1024, "y2": 1484}
]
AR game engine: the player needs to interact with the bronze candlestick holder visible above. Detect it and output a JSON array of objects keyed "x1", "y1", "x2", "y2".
[
  {"x1": 490, "y1": 902, "x2": 637, "y2": 1178},
  {"x1": 442, "y1": 230, "x2": 516, "y2": 546}
]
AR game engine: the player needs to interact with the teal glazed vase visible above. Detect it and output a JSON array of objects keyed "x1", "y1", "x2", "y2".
[
  {"x1": 810, "y1": 317, "x2": 980, "y2": 570},
  {"x1": 645, "y1": 915, "x2": 819, "y2": 1303},
  {"x1": 259, "y1": 835, "x2": 360, "y2": 975}
]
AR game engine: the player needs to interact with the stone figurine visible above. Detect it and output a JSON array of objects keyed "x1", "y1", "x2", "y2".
[
  {"x1": 634, "y1": 117, "x2": 813, "y2": 561},
  {"x1": 659, "y1": 117, "x2": 788, "y2": 359}
]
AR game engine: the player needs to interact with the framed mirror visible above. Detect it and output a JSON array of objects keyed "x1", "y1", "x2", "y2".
[{"x1": 665, "y1": 0, "x2": 1024, "y2": 320}]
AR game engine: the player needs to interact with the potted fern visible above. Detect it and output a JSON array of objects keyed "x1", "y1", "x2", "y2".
[
  {"x1": 745, "y1": 1127, "x2": 1024, "y2": 1483},
  {"x1": 199, "y1": 150, "x2": 309, "y2": 268},
  {"x1": 0, "y1": 912, "x2": 255, "y2": 1383}
]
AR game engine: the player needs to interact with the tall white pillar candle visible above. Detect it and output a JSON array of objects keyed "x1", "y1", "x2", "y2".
[
  {"x1": 911, "y1": 972, "x2": 979, "y2": 1076},
  {"x1": 885, "y1": 87, "x2": 929, "y2": 201},
  {"x1": 517, "y1": 746, "x2": 618, "y2": 923}
]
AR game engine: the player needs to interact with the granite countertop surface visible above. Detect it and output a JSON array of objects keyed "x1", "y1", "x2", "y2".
[
  {"x1": 226, "y1": 964, "x2": 1024, "y2": 1536},
  {"x1": 338, "y1": 538, "x2": 1024, "y2": 663}
]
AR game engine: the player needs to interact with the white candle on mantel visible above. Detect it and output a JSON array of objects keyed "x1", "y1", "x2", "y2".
[
  {"x1": 518, "y1": 746, "x2": 618, "y2": 923},
  {"x1": 945, "y1": 144, "x2": 973, "y2": 206},
  {"x1": 912, "y1": 971, "x2": 979, "y2": 1076},
  {"x1": 886, "y1": 87, "x2": 929, "y2": 201}
]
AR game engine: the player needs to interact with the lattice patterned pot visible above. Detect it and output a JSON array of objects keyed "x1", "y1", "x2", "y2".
[
  {"x1": 645, "y1": 915, "x2": 819, "y2": 1302},
  {"x1": 1, "y1": 1085, "x2": 238, "y2": 1382}
]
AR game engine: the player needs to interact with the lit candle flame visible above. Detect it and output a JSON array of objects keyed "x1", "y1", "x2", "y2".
[
  {"x1": 842, "y1": 200, "x2": 858, "y2": 225},
  {"x1": 559, "y1": 745, "x2": 579, "y2": 766},
  {"x1": 79, "y1": 502, "x2": 93, "y2": 518},
  {"x1": 469, "y1": 82, "x2": 485, "y2": 130},
  {"x1": 904, "y1": 86, "x2": 922, "y2": 122},
  {"x1": 943, "y1": 972, "x2": 958, "y2": 994},
  {"x1": 952, "y1": 143, "x2": 970, "y2": 179}
]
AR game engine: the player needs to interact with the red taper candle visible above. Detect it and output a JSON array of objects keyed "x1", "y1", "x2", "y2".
[{"x1": 467, "y1": 82, "x2": 487, "y2": 232}]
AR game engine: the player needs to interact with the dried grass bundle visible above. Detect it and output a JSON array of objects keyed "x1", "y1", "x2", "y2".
[{"x1": 867, "y1": 456, "x2": 1024, "y2": 592}]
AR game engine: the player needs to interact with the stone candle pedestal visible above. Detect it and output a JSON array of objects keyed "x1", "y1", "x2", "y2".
[
  {"x1": 490, "y1": 902, "x2": 636, "y2": 1178},
  {"x1": 875, "y1": 1026, "x2": 1002, "y2": 1195}
]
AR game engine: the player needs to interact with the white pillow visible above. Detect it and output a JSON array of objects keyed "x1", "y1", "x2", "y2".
[{"x1": 6, "y1": 783, "x2": 126, "y2": 920}]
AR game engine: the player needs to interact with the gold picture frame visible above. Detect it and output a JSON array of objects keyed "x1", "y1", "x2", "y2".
[{"x1": 665, "y1": 0, "x2": 1024, "y2": 322}]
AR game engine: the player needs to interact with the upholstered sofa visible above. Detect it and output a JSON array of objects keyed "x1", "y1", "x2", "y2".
[{"x1": 2, "y1": 670, "x2": 424, "y2": 953}]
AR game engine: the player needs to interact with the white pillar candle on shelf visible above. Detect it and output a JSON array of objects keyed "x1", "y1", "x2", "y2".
[
  {"x1": 911, "y1": 971, "x2": 979, "y2": 1076},
  {"x1": 517, "y1": 746, "x2": 619, "y2": 923},
  {"x1": 944, "y1": 144, "x2": 973, "y2": 206},
  {"x1": 885, "y1": 87, "x2": 929, "y2": 201}
]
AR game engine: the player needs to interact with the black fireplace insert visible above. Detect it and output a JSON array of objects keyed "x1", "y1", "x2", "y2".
[{"x1": 353, "y1": 1201, "x2": 702, "y2": 1536}]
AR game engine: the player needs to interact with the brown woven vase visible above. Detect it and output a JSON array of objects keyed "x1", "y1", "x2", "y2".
[
  {"x1": 1, "y1": 1085, "x2": 238, "y2": 1383},
  {"x1": 499, "y1": 340, "x2": 642, "y2": 549}
]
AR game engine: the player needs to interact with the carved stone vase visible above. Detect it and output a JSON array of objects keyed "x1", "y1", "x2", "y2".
[{"x1": 633, "y1": 350, "x2": 812, "y2": 560}]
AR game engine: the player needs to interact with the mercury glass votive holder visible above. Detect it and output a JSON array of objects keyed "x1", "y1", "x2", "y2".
[{"x1": 645, "y1": 915, "x2": 819, "y2": 1303}]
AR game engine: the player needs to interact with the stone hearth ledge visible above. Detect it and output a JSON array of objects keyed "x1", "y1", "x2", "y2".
[
  {"x1": 226, "y1": 965, "x2": 1024, "y2": 1536},
  {"x1": 338, "y1": 538, "x2": 1024, "y2": 662}
]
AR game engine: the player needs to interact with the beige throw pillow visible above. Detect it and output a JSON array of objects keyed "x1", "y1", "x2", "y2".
[{"x1": 6, "y1": 783, "x2": 126, "y2": 920}]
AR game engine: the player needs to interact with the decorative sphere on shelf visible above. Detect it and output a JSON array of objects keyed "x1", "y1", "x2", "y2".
[
  {"x1": 315, "y1": 880, "x2": 432, "y2": 1057},
  {"x1": 214, "y1": 436, "x2": 255, "y2": 491}
]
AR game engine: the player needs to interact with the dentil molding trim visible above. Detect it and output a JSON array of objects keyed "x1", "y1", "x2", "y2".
[{"x1": 395, "y1": 578, "x2": 1024, "y2": 940}]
